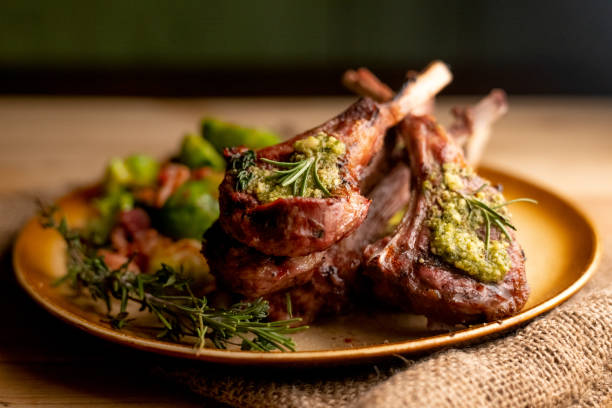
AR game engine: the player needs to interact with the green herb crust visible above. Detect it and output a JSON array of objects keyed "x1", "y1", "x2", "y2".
[
  {"x1": 425, "y1": 163, "x2": 535, "y2": 283},
  {"x1": 235, "y1": 133, "x2": 346, "y2": 203}
]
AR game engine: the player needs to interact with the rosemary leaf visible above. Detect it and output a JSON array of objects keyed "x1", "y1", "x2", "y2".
[
  {"x1": 261, "y1": 155, "x2": 331, "y2": 197},
  {"x1": 286, "y1": 293, "x2": 293, "y2": 318},
  {"x1": 493, "y1": 198, "x2": 538, "y2": 209},
  {"x1": 458, "y1": 185, "x2": 536, "y2": 248},
  {"x1": 312, "y1": 156, "x2": 331, "y2": 197},
  {"x1": 483, "y1": 210, "x2": 491, "y2": 250}
]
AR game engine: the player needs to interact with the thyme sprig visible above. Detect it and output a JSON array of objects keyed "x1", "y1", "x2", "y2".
[
  {"x1": 39, "y1": 204, "x2": 306, "y2": 352},
  {"x1": 460, "y1": 185, "x2": 537, "y2": 249},
  {"x1": 261, "y1": 156, "x2": 331, "y2": 197}
]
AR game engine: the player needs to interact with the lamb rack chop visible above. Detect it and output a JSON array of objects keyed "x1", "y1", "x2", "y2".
[
  {"x1": 263, "y1": 90, "x2": 508, "y2": 324},
  {"x1": 205, "y1": 74, "x2": 507, "y2": 311},
  {"x1": 203, "y1": 143, "x2": 408, "y2": 298},
  {"x1": 364, "y1": 115, "x2": 530, "y2": 324},
  {"x1": 218, "y1": 61, "x2": 452, "y2": 257},
  {"x1": 262, "y1": 163, "x2": 411, "y2": 324}
]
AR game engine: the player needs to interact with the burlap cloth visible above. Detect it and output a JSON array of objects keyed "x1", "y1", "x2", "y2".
[{"x1": 4, "y1": 192, "x2": 611, "y2": 408}]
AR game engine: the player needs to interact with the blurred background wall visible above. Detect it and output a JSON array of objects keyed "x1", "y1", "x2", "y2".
[{"x1": 1, "y1": 0, "x2": 610, "y2": 96}]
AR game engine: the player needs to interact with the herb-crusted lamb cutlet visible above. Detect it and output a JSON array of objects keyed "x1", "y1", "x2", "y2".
[
  {"x1": 205, "y1": 88, "x2": 511, "y2": 324},
  {"x1": 263, "y1": 163, "x2": 411, "y2": 324},
  {"x1": 364, "y1": 115, "x2": 531, "y2": 324},
  {"x1": 218, "y1": 61, "x2": 452, "y2": 257}
]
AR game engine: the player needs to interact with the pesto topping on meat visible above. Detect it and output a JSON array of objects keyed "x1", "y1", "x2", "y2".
[
  {"x1": 237, "y1": 133, "x2": 346, "y2": 203},
  {"x1": 425, "y1": 162, "x2": 513, "y2": 283}
]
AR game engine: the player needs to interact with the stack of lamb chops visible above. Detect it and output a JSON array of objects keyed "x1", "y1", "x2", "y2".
[{"x1": 203, "y1": 61, "x2": 527, "y2": 326}]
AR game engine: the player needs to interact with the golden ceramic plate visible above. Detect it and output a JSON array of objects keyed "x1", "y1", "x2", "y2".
[{"x1": 13, "y1": 167, "x2": 600, "y2": 366}]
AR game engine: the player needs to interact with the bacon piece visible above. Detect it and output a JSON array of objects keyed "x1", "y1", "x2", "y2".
[
  {"x1": 118, "y1": 208, "x2": 151, "y2": 235},
  {"x1": 155, "y1": 163, "x2": 190, "y2": 207},
  {"x1": 98, "y1": 250, "x2": 140, "y2": 273}
]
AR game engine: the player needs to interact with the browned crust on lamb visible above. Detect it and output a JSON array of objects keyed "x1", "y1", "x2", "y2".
[
  {"x1": 207, "y1": 162, "x2": 410, "y2": 300},
  {"x1": 218, "y1": 62, "x2": 452, "y2": 257},
  {"x1": 364, "y1": 116, "x2": 529, "y2": 324}
]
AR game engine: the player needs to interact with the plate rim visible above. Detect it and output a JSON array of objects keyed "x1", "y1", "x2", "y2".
[{"x1": 12, "y1": 166, "x2": 602, "y2": 366}]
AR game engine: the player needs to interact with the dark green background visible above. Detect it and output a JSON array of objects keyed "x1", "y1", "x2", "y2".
[{"x1": 1, "y1": 0, "x2": 610, "y2": 95}]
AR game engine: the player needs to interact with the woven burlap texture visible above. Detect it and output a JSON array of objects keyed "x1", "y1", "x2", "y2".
[{"x1": 5, "y1": 192, "x2": 610, "y2": 408}]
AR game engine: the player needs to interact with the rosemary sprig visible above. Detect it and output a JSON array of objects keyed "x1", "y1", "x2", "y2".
[
  {"x1": 39, "y1": 204, "x2": 306, "y2": 352},
  {"x1": 460, "y1": 186, "x2": 537, "y2": 249},
  {"x1": 261, "y1": 156, "x2": 331, "y2": 197}
]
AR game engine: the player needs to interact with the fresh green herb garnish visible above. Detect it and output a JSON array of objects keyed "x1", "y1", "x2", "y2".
[
  {"x1": 261, "y1": 156, "x2": 331, "y2": 197},
  {"x1": 231, "y1": 150, "x2": 256, "y2": 192},
  {"x1": 285, "y1": 293, "x2": 293, "y2": 318},
  {"x1": 460, "y1": 185, "x2": 537, "y2": 249},
  {"x1": 39, "y1": 204, "x2": 306, "y2": 352}
]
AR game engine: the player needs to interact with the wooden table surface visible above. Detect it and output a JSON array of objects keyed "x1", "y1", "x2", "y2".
[{"x1": 1, "y1": 96, "x2": 611, "y2": 407}]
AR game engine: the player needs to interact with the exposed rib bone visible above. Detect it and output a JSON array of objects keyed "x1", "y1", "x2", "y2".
[
  {"x1": 342, "y1": 67, "x2": 394, "y2": 103},
  {"x1": 450, "y1": 89, "x2": 508, "y2": 166},
  {"x1": 343, "y1": 68, "x2": 507, "y2": 165}
]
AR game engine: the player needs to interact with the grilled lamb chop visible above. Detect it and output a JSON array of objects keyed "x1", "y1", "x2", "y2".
[
  {"x1": 263, "y1": 163, "x2": 411, "y2": 324},
  {"x1": 364, "y1": 115, "x2": 529, "y2": 324},
  {"x1": 263, "y1": 91, "x2": 507, "y2": 324},
  {"x1": 204, "y1": 161, "x2": 410, "y2": 299},
  {"x1": 218, "y1": 61, "x2": 452, "y2": 257},
  {"x1": 203, "y1": 221, "x2": 324, "y2": 297},
  {"x1": 205, "y1": 89, "x2": 507, "y2": 305}
]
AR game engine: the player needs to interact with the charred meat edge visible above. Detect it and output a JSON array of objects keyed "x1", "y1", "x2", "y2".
[
  {"x1": 218, "y1": 61, "x2": 452, "y2": 257},
  {"x1": 264, "y1": 163, "x2": 411, "y2": 324},
  {"x1": 364, "y1": 115, "x2": 529, "y2": 324}
]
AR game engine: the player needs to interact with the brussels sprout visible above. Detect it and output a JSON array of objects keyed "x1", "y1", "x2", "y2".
[
  {"x1": 156, "y1": 180, "x2": 219, "y2": 239},
  {"x1": 106, "y1": 158, "x2": 131, "y2": 186},
  {"x1": 124, "y1": 155, "x2": 160, "y2": 185},
  {"x1": 201, "y1": 118, "x2": 280, "y2": 153},
  {"x1": 193, "y1": 169, "x2": 224, "y2": 199},
  {"x1": 106, "y1": 154, "x2": 159, "y2": 191},
  {"x1": 95, "y1": 189, "x2": 134, "y2": 216},
  {"x1": 178, "y1": 133, "x2": 225, "y2": 171},
  {"x1": 87, "y1": 189, "x2": 135, "y2": 245}
]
